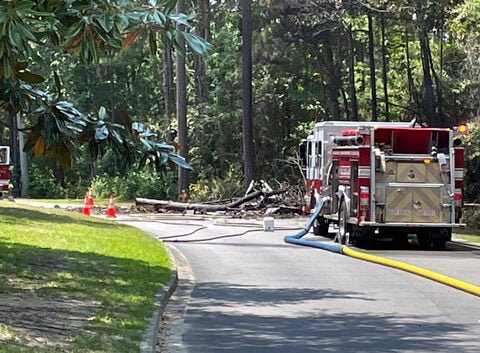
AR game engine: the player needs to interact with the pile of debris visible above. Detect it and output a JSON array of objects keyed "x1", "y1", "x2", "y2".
[{"x1": 135, "y1": 180, "x2": 305, "y2": 217}]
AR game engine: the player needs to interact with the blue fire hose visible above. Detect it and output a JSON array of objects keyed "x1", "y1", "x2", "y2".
[
  {"x1": 283, "y1": 197, "x2": 480, "y2": 297},
  {"x1": 283, "y1": 197, "x2": 342, "y2": 253}
]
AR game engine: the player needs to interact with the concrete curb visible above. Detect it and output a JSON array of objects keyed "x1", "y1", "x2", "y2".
[{"x1": 140, "y1": 246, "x2": 179, "y2": 353}]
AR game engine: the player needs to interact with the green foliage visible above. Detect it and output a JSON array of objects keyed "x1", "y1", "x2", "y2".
[
  {"x1": 187, "y1": 5, "x2": 242, "y2": 183},
  {"x1": 5, "y1": 0, "x2": 480, "y2": 203},
  {"x1": 463, "y1": 119, "x2": 480, "y2": 202},
  {"x1": 461, "y1": 206, "x2": 480, "y2": 229},
  {"x1": 91, "y1": 169, "x2": 177, "y2": 200},
  {"x1": 189, "y1": 164, "x2": 243, "y2": 202},
  {"x1": 28, "y1": 157, "x2": 91, "y2": 199},
  {"x1": 1, "y1": 0, "x2": 209, "y2": 173}
]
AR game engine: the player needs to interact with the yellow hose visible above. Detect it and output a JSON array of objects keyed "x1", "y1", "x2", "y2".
[{"x1": 342, "y1": 246, "x2": 480, "y2": 297}]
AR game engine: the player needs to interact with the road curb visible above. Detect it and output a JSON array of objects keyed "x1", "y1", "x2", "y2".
[{"x1": 140, "y1": 246, "x2": 179, "y2": 353}]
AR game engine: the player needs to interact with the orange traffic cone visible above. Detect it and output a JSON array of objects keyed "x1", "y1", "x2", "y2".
[
  {"x1": 106, "y1": 194, "x2": 116, "y2": 218},
  {"x1": 86, "y1": 188, "x2": 94, "y2": 207},
  {"x1": 81, "y1": 194, "x2": 90, "y2": 216}
]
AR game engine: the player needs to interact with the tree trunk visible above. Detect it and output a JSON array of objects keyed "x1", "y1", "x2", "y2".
[
  {"x1": 419, "y1": 31, "x2": 437, "y2": 126},
  {"x1": 176, "y1": 0, "x2": 189, "y2": 197},
  {"x1": 405, "y1": 26, "x2": 421, "y2": 122},
  {"x1": 194, "y1": 0, "x2": 211, "y2": 103},
  {"x1": 367, "y1": 11, "x2": 377, "y2": 122},
  {"x1": 136, "y1": 188, "x2": 287, "y2": 212},
  {"x1": 162, "y1": 33, "x2": 175, "y2": 125},
  {"x1": 431, "y1": 26, "x2": 444, "y2": 125},
  {"x1": 241, "y1": 0, "x2": 255, "y2": 186},
  {"x1": 347, "y1": 24, "x2": 358, "y2": 121},
  {"x1": 316, "y1": 35, "x2": 341, "y2": 120},
  {"x1": 380, "y1": 12, "x2": 390, "y2": 121}
]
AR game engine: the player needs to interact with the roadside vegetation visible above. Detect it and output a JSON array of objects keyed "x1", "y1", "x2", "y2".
[{"x1": 0, "y1": 201, "x2": 171, "y2": 353}]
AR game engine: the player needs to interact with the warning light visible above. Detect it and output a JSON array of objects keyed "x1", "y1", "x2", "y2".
[
  {"x1": 423, "y1": 158, "x2": 431, "y2": 164},
  {"x1": 457, "y1": 123, "x2": 468, "y2": 134}
]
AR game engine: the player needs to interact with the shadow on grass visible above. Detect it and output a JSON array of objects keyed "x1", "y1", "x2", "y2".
[
  {"x1": 181, "y1": 281, "x2": 479, "y2": 353},
  {"x1": 0, "y1": 240, "x2": 170, "y2": 353}
]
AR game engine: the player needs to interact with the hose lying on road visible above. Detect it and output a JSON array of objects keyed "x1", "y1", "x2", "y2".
[
  {"x1": 342, "y1": 246, "x2": 480, "y2": 297},
  {"x1": 283, "y1": 197, "x2": 480, "y2": 297},
  {"x1": 284, "y1": 197, "x2": 342, "y2": 253}
]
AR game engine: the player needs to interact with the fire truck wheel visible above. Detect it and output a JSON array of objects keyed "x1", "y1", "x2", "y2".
[{"x1": 337, "y1": 202, "x2": 349, "y2": 245}]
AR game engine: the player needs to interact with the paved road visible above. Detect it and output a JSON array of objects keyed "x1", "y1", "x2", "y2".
[{"x1": 121, "y1": 216, "x2": 480, "y2": 352}]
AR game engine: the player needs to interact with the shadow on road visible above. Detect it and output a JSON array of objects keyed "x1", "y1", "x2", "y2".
[{"x1": 182, "y1": 281, "x2": 477, "y2": 353}]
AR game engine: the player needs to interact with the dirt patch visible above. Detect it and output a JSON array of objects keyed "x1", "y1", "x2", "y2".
[{"x1": 0, "y1": 291, "x2": 99, "y2": 349}]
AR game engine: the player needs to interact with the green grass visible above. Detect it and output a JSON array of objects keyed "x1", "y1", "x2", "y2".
[
  {"x1": 21, "y1": 198, "x2": 135, "y2": 207},
  {"x1": 0, "y1": 201, "x2": 171, "y2": 353},
  {"x1": 452, "y1": 228, "x2": 480, "y2": 243}
]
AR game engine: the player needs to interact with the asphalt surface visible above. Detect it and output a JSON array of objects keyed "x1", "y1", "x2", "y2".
[{"x1": 123, "y1": 216, "x2": 480, "y2": 353}]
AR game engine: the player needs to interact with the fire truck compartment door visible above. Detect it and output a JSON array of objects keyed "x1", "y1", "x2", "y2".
[
  {"x1": 385, "y1": 186, "x2": 446, "y2": 223},
  {"x1": 395, "y1": 162, "x2": 427, "y2": 183}
]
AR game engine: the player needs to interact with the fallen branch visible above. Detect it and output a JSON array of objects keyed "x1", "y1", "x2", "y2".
[{"x1": 135, "y1": 189, "x2": 288, "y2": 212}]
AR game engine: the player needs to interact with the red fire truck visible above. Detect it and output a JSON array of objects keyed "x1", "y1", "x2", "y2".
[
  {"x1": 0, "y1": 146, "x2": 10, "y2": 197},
  {"x1": 300, "y1": 121, "x2": 466, "y2": 249}
]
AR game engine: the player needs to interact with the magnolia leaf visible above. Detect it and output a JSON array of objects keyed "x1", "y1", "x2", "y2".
[
  {"x1": 168, "y1": 153, "x2": 192, "y2": 170},
  {"x1": 156, "y1": 142, "x2": 175, "y2": 152},
  {"x1": 78, "y1": 126, "x2": 94, "y2": 143},
  {"x1": 140, "y1": 137, "x2": 153, "y2": 149},
  {"x1": 157, "y1": 150, "x2": 169, "y2": 166},
  {"x1": 98, "y1": 106, "x2": 107, "y2": 120},
  {"x1": 23, "y1": 131, "x2": 41, "y2": 153},
  {"x1": 122, "y1": 31, "x2": 139, "y2": 49},
  {"x1": 15, "y1": 61, "x2": 28, "y2": 70},
  {"x1": 17, "y1": 70, "x2": 45, "y2": 83},
  {"x1": 97, "y1": 13, "x2": 115, "y2": 33},
  {"x1": 94, "y1": 125, "x2": 109, "y2": 141},
  {"x1": 33, "y1": 135, "x2": 45, "y2": 157},
  {"x1": 183, "y1": 32, "x2": 211, "y2": 54}
]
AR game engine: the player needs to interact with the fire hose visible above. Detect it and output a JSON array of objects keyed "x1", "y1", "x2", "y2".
[
  {"x1": 149, "y1": 202, "x2": 480, "y2": 296},
  {"x1": 283, "y1": 197, "x2": 480, "y2": 297}
]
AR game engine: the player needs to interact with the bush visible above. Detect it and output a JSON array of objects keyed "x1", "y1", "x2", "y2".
[
  {"x1": 462, "y1": 206, "x2": 480, "y2": 229},
  {"x1": 28, "y1": 163, "x2": 90, "y2": 199},
  {"x1": 188, "y1": 165, "x2": 243, "y2": 202},
  {"x1": 91, "y1": 170, "x2": 177, "y2": 200}
]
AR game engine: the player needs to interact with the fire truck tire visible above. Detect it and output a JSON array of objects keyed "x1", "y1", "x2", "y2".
[
  {"x1": 337, "y1": 202, "x2": 350, "y2": 245},
  {"x1": 313, "y1": 217, "x2": 329, "y2": 236},
  {"x1": 417, "y1": 229, "x2": 449, "y2": 250}
]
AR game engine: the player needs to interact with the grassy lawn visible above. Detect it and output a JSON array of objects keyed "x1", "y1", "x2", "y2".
[
  {"x1": 0, "y1": 201, "x2": 171, "y2": 353},
  {"x1": 452, "y1": 228, "x2": 480, "y2": 244}
]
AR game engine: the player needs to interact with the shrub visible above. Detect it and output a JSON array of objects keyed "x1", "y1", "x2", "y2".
[{"x1": 91, "y1": 170, "x2": 177, "y2": 200}]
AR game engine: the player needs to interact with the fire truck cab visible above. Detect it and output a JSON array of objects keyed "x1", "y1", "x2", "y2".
[{"x1": 300, "y1": 121, "x2": 465, "y2": 249}]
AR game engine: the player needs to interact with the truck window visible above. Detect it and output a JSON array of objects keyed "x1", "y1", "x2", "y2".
[{"x1": 0, "y1": 147, "x2": 8, "y2": 164}]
